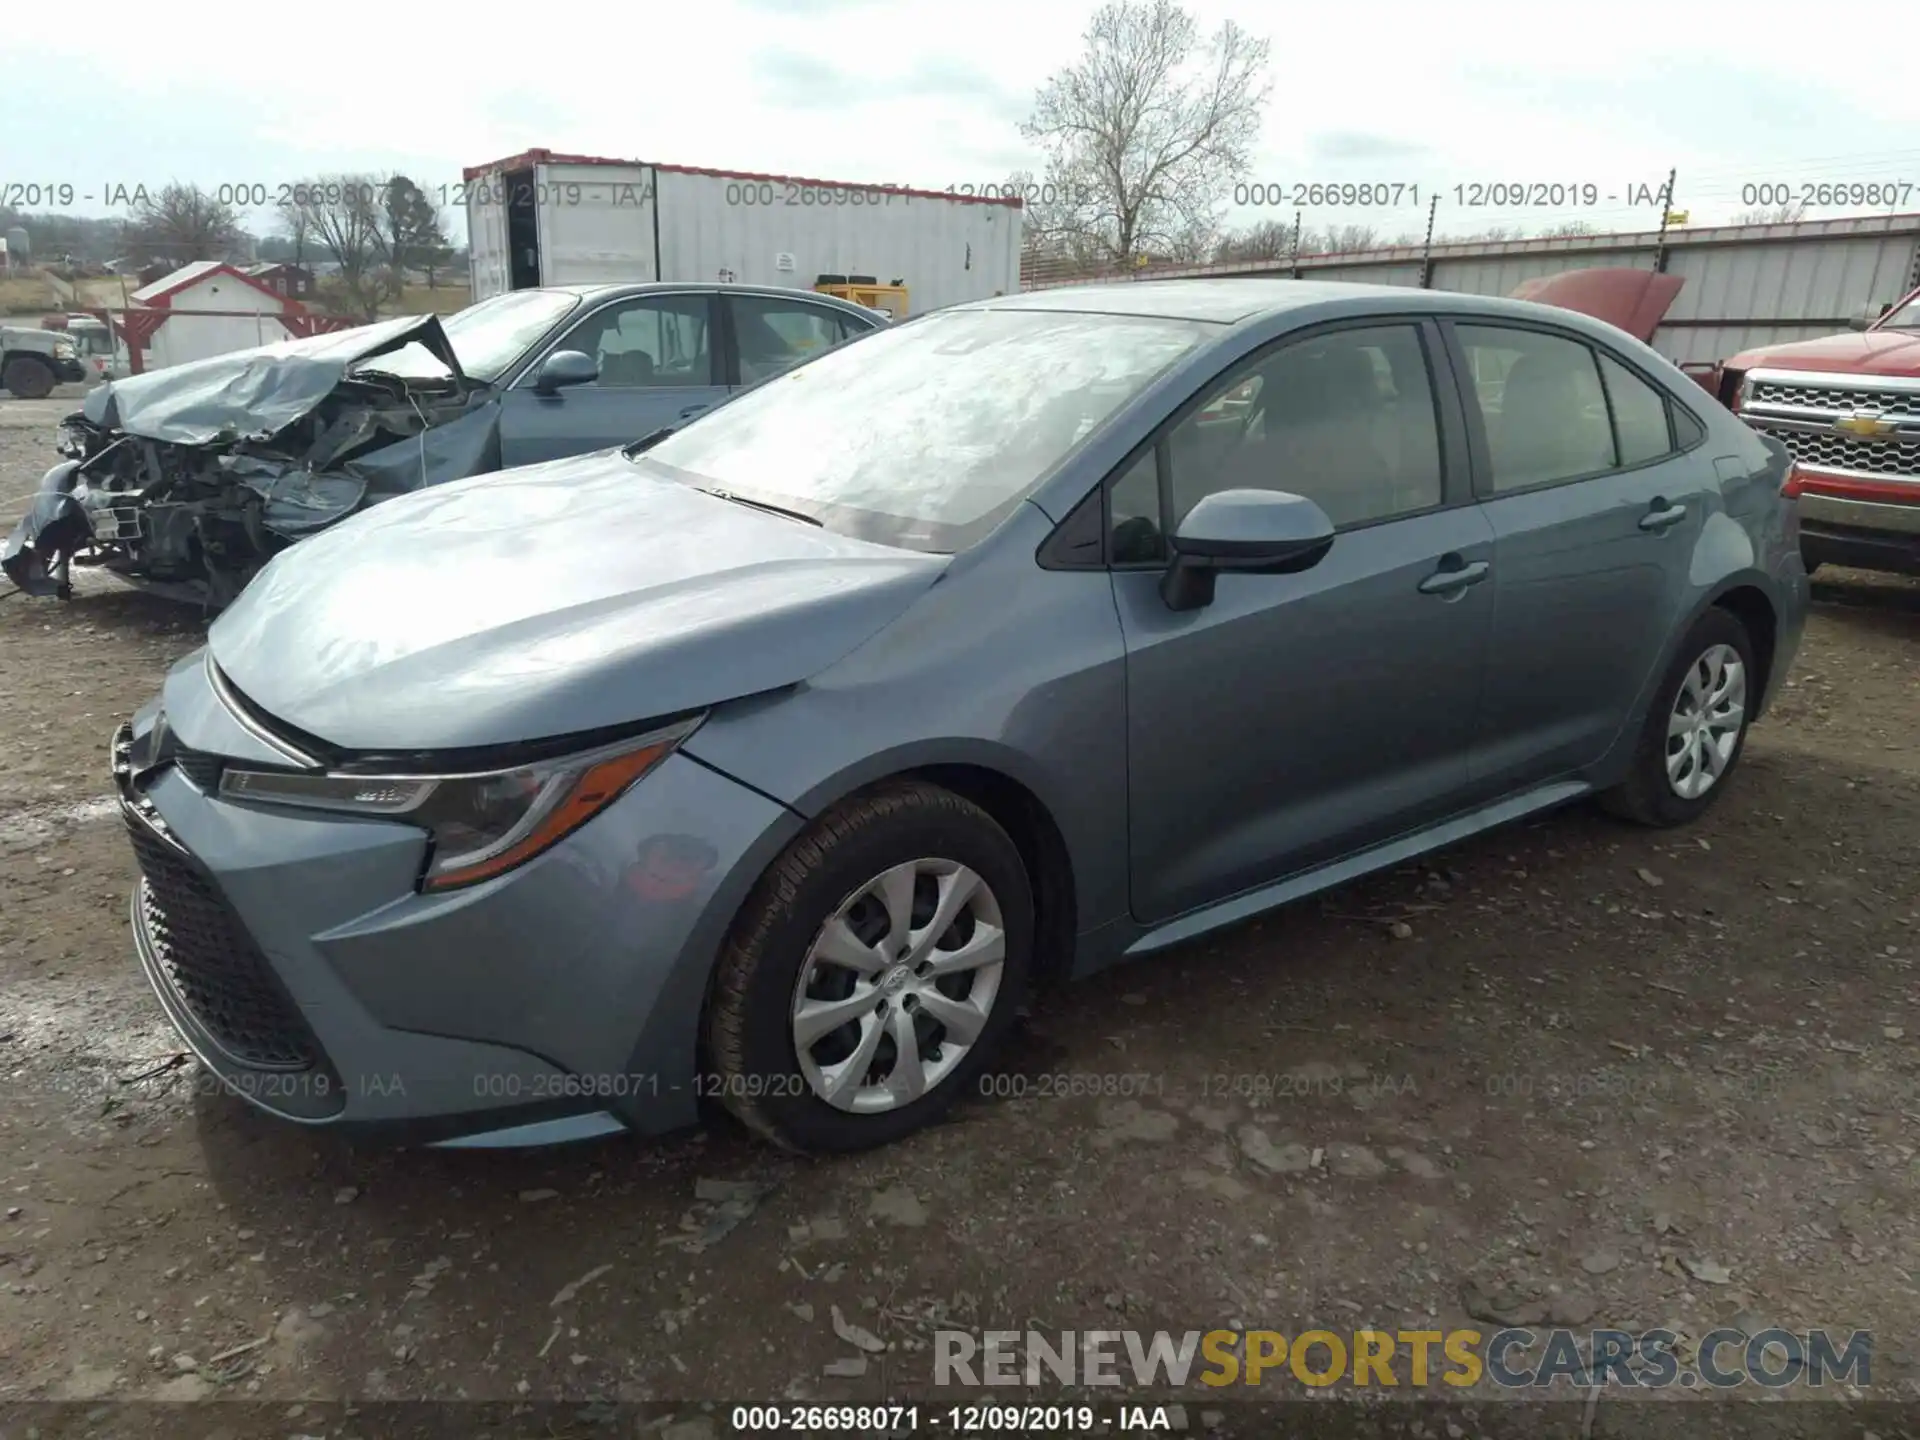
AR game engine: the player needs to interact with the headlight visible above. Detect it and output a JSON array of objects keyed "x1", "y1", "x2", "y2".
[
  {"x1": 219, "y1": 716, "x2": 702, "y2": 891},
  {"x1": 53, "y1": 342, "x2": 75, "y2": 359}
]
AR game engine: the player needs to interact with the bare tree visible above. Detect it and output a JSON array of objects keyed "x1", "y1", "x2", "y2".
[
  {"x1": 1316, "y1": 224, "x2": 1381, "y2": 254},
  {"x1": 1019, "y1": 0, "x2": 1271, "y2": 269},
  {"x1": 1211, "y1": 217, "x2": 1297, "y2": 264},
  {"x1": 1537, "y1": 219, "x2": 1599, "y2": 238},
  {"x1": 1442, "y1": 224, "x2": 1529, "y2": 243},
  {"x1": 286, "y1": 174, "x2": 397, "y2": 320},
  {"x1": 125, "y1": 182, "x2": 244, "y2": 266},
  {"x1": 1732, "y1": 202, "x2": 1809, "y2": 225},
  {"x1": 274, "y1": 191, "x2": 317, "y2": 271}
]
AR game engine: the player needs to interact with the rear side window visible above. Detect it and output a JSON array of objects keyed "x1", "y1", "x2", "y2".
[
  {"x1": 1455, "y1": 325, "x2": 1613, "y2": 491},
  {"x1": 1598, "y1": 353, "x2": 1674, "y2": 466}
]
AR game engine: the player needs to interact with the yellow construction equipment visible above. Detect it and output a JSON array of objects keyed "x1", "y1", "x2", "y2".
[{"x1": 814, "y1": 274, "x2": 909, "y2": 320}]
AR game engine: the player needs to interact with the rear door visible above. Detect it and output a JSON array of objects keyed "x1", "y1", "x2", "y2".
[
  {"x1": 1444, "y1": 320, "x2": 1718, "y2": 793},
  {"x1": 497, "y1": 291, "x2": 725, "y2": 468},
  {"x1": 721, "y1": 292, "x2": 873, "y2": 392}
]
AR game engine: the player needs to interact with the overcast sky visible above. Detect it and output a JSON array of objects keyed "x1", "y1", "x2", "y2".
[{"x1": 8, "y1": 0, "x2": 1920, "y2": 245}]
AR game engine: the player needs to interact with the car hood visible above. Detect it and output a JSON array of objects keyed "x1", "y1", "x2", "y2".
[
  {"x1": 1724, "y1": 328, "x2": 1920, "y2": 378},
  {"x1": 208, "y1": 450, "x2": 948, "y2": 752},
  {"x1": 81, "y1": 312, "x2": 466, "y2": 445},
  {"x1": 1508, "y1": 268, "x2": 1684, "y2": 345}
]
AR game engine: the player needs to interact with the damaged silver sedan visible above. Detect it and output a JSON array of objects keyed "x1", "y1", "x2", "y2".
[{"x1": 3, "y1": 283, "x2": 884, "y2": 606}]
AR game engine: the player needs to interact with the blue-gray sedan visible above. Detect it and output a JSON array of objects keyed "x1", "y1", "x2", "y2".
[{"x1": 111, "y1": 279, "x2": 1809, "y2": 1153}]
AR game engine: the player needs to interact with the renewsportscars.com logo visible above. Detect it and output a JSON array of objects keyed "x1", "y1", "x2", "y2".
[{"x1": 934, "y1": 1327, "x2": 1873, "y2": 1390}]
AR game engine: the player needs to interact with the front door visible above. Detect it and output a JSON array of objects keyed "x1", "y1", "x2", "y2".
[
  {"x1": 497, "y1": 292, "x2": 725, "y2": 468},
  {"x1": 1113, "y1": 320, "x2": 1497, "y2": 924}
]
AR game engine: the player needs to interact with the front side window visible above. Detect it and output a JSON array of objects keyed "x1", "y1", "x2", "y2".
[
  {"x1": 1456, "y1": 325, "x2": 1615, "y2": 491},
  {"x1": 1156, "y1": 323, "x2": 1445, "y2": 535},
  {"x1": 557, "y1": 295, "x2": 713, "y2": 388},
  {"x1": 1879, "y1": 290, "x2": 1920, "y2": 329},
  {"x1": 636, "y1": 308, "x2": 1210, "y2": 552}
]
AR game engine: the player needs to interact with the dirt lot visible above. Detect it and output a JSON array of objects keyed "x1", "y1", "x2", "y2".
[{"x1": 1, "y1": 394, "x2": 1916, "y2": 1435}]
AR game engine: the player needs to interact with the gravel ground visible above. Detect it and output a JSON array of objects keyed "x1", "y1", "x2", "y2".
[{"x1": 1, "y1": 394, "x2": 1917, "y2": 1436}]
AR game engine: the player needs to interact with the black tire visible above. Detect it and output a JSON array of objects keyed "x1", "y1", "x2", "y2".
[
  {"x1": 1600, "y1": 607, "x2": 1757, "y2": 828},
  {"x1": 705, "y1": 780, "x2": 1033, "y2": 1153},
  {"x1": 3, "y1": 355, "x2": 57, "y2": 400}
]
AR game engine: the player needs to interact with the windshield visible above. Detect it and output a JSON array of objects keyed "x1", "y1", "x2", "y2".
[
  {"x1": 356, "y1": 289, "x2": 582, "y2": 383},
  {"x1": 634, "y1": 307, "x2": 1212, "y2": 551},
  {"x1": 1879, "y1": 290, "x2": 1920, "y2": 329}
]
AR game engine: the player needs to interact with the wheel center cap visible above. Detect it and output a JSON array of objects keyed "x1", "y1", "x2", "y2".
[{"x1": 883, "y1": 966, "x2": 912, "y2": 992}]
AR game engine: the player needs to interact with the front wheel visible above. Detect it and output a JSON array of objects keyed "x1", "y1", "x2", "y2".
[
  {"x1": 3, "y1": 356, "x2": 57, "y2": 400},
  {"x1": 1600, "y1": 607, "x2": 1757, "y2": 827},
  {"x1": 704, "y1": 780, "x2": 1034, "y2": 1152}
]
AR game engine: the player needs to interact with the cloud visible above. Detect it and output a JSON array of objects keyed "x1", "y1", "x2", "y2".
[
  {"x1": 1306, "y1": 132, "x2": 1433, "y2": 162},
  {"x1": 750, "y1": 50, "x2": 859, "y2": 110}
]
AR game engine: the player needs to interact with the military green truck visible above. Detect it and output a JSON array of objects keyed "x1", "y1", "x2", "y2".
[{"x1": 1, "y1": 323, "x2": 86, "y2": 398}]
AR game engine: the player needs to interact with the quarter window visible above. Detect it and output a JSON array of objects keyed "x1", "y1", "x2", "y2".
[
  {"x1": 1598, "y1": 352, "x2": 1675, "y2": 466},
  {"x1": 1154, "y1": 323, "x2": 1445, "y2": 534}
]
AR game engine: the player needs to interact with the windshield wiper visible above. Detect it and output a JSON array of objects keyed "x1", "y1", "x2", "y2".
[
  {"x1": 694, "y1": 487, "x2": 823, "y2": 527},
  {"x1": 622, "y1": 427, "x2": 676, "y2": 458}
]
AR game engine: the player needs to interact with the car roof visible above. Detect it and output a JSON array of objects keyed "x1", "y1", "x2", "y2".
[
  {"x1": 963, "y1": 278, "x2": 1624, "y2": 332},
  {"x1": 542, "y1": 281, "x2": 872, "y2": 308}
]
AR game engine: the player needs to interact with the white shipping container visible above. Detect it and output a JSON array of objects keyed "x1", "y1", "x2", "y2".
[{"x1": 463, "y1": 150, "x2": 1022, "y2": 315}]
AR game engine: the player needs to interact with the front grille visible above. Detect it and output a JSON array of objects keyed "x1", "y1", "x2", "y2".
[
  {"x1": 1767, "y1": 429, "x2": 1920, "y2": 480},
  {"x1": 1744, "y1": 375, "x2": 1920, "y2": 484},
  {"x1": 1749, "y1": 379, "x2": 1920, "y2": 417},
  {"x1": 125, "y1": 817, "x2": 318, "y2": 1072}
]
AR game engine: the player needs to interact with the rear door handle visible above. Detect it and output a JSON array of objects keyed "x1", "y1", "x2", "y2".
[
  {"x1": 1640, "y1": 500, "x2": 1688, "y2": 532},
  {"x1": 1417, "y1": 559, "x2": 1490, "y2": 596}
]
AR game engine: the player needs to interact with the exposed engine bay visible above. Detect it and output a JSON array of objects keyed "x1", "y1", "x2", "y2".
[{"x1": 3, "y1": 314, "x2": 502, "y2": 609}]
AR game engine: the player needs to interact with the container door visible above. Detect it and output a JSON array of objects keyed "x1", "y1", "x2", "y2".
[
  {"x1": 533, "y1": 164, "x2": 658, "y2": 287},
  {"x1": 467, "y1": 175, "x2": 510, "y2": 301}
]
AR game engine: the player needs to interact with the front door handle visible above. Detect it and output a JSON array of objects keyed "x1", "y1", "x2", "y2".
[
  {"x1": 679, "y1": 403, "x2": 711, "y2": 419},
  {"x1": 1418, "y1": 559, "x2": 1490, "y2": 596},
  {"x1": 1640, "y1": 499, "x2": 1689, "y2": 532}
]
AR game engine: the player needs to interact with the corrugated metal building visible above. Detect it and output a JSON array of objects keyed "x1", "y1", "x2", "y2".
[{"x1": 1025, "y1": 213, "x2": 1920, "y2": 367}]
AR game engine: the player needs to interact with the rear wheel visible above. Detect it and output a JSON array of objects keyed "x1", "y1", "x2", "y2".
[
  {"x1": 1600, "y1": 607, "x2": 1756, "y2": 827},
  {"x1": 705, "y1": 781, "x2": 1033, "y2": 1153},
  {"x1": 3, "y1": 355, "x2": 57, "y2": 400}
]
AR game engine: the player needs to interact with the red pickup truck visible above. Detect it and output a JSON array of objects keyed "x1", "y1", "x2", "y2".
[
  {"x1": 1516, "y1": 268, "x2": 1920, "y2": 579},
  {"x1": 1714, "y1": 286, "x2": 1920, "y2": 578}
]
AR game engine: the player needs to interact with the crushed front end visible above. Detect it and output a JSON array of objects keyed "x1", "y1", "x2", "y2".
[{"x1": 3, "y1": 314, "x2": 497, "y2": 608}]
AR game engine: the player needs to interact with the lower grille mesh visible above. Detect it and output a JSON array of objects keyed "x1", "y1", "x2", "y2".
[{"x1": 126, "y1": 818, "x2": 318, "y2": 1071}]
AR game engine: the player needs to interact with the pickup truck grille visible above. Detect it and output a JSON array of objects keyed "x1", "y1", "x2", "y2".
[{"x1": 1741, "y1": 372, "x2": 1920, "y2": 484}]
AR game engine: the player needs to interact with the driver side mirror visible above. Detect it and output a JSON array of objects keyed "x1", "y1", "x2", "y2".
[
  {"x1": 1161, "y1": 488, "x2": 1335, "y2": 612},
  {"x1": 533, "y1": 349, "x2": 598, "y2": 395}
]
